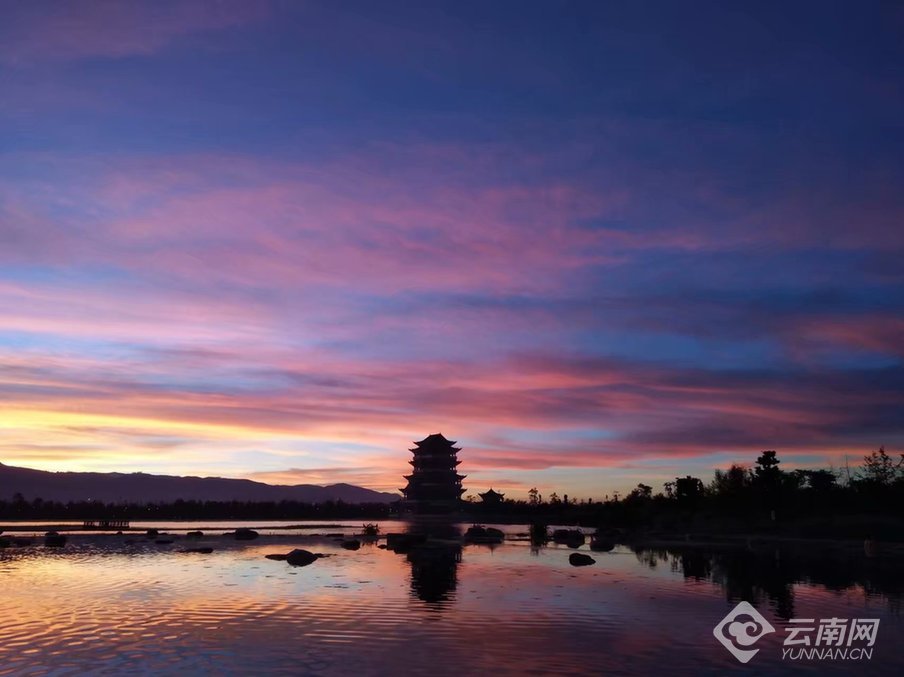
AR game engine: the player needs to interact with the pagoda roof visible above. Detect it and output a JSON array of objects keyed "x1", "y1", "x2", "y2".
[
  {"x1": 479, "y1": 488, "x2": 505, "y2": 498},
  {"x1": 404, "y1": 473, "x2": 466, "y2": 481},
  {"x1": 413, "y1": 432, "x2": 457, "y2": 446}
]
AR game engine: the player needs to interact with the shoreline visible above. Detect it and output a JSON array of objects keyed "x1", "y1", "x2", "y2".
[
  {"x1": 3, "y1": 521, "x2": 904, "y2": 555},
  {"x1": 0, "y1": 522, "x2": 358, "y2": 533}
]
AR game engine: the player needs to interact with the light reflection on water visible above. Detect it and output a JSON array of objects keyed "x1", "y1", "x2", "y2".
[{"x1": 0, "y1": 522, "x2": 901, "y2": 676}]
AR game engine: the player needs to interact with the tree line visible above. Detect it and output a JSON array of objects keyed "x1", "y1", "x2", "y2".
[
  {"x1": 2, "y1": 448, "x2": 901, "y2": 539},
  {"x1": 463, "y1": 447, "x2": 904, "y2": 539},
  {"x1": 0, "y1": 496, "x2": 394, "y2": 521}
]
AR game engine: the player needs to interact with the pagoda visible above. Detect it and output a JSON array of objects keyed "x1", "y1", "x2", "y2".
[
  {"x1": 400, "y1": 433, "x2": 466, "y2": 513},
  {"x1": 478, "y1": 488, "x2": 505, "y2": 505}
]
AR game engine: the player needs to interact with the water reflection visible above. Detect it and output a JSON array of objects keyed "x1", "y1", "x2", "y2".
[
  {"x1": 631, "y1": 542, "x2": 903, "y2": 618},
  {"x1": 408, "y1": 546, "x2": 461, "y2": 604},
  {"x1": 2, "y1": 524, "x2": 903, "y2": 675},
  {"x1": 390, "y1": 520, "x2": 463, "y2": 605}
]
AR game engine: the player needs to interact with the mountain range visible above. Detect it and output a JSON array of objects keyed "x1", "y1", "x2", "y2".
[{"x1": 0, "y1": 462, "x2": 399, "y2": 504}]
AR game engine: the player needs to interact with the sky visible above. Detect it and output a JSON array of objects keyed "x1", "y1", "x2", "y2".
[{"x1": 1, "y1": 0, "x2": 902, "y2": 499}]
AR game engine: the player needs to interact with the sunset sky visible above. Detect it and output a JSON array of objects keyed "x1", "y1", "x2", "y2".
[{"x1": 1, "y1": 0, "x2": 902, "y2": 498}]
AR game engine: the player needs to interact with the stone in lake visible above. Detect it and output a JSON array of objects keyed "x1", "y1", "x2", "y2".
[
  {"x1": 181, "y1": 547, "x2": 214, "y2": 554},
  {"x1": 569, "y1": 553, "x2": 595, "y2": 567},
  {"x1": 146, "y1": 528, "x2": 159, "y2": 538},
  {"x1": 464, "y1": 525, "x2": 505, "y2": 544},
  {"x1": 285, "y1": 549, "x2": 325, "y2": 567},
  {"x1": 186, "y1": 530, "x2": 204, "y2": 539},
  {"x1": 265, "y1": 549, "x2": 329, "y2": 566},
  {"x1": 44, "y1": 531, "x2": 67, "y2": 547},
  {"x1": 341, "y1": 539, "x2": 361, "y2": 551},
  {"x1": 590, "y1": 537, "x2": 615, "y2": 552},
  {"x1": 234, "y1": 528, "x2": 259, "y2": 541}
]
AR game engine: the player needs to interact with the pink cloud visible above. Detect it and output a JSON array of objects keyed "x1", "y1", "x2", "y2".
[
  {"x1": 1, "y1": 142, "x2": 901, "y2": 495},
  {"x1": 789, "y1": 315, "x2": 904, "y2": 359},
  {"x1": 1, "y1": 340, "x2": 895, "y2": 479},
  {"x1": 247, "y1": 466, "x2": 395, "y2": 490},
  {"x1": 0, "y1": 149, "x2": 631, "y2": 298}
]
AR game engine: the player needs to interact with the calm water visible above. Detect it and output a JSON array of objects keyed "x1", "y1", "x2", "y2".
[{"x1": 0, "y1": 521, "x2": 901, "y2": 676}]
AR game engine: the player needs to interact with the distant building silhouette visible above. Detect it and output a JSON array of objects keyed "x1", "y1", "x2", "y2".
[
  {"x1": 478, "y1": 488, "x2": 504, "y2": 505},
  {"x1": 400, "y1": 433, "x2": 466, "y2": 513}
]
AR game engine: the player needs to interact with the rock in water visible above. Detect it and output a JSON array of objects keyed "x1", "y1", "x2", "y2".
[
  {"x1": 286, "y1": 549, "x2": 323, "y2": 567},
  {"x1": 464, "y1": 525, "x2": 505, "y2": 544},
  {"x1": 234, "y1": 528, "x2": 259, "y2": 541},
  {"x1": 569, "y1": 553, "x2": 595, "y2": 567},
  {"x1": 186, "y1": 530, "x2": 204, "y2": 539},
  {"x1": 265, "y1": 553, "x2": 289, "y2": 561},
  {"x1": 44, "y1": 531, "x2": 67, "y2": 547},
  {"x1": 341, "y1": 539, "x2": 361, "y2": 550},
  {"x1": 590, "y1": 537, "x2": 614, "y2": 552}
]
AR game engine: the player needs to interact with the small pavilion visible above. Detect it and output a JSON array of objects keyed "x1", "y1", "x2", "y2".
[{"x1": 478, "y1": 488, "x2": 505, "y2": 506}]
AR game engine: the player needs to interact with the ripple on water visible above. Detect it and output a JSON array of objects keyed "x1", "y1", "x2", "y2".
[{"x1": 0, "y1": 536, "x2": 902, "y2": 676}]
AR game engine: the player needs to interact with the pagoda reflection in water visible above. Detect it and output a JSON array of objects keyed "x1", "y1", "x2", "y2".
[{"x1": 408, "y1": 540, "x2": 462, "y2": 604}]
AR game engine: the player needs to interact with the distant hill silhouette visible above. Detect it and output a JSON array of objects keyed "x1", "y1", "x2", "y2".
[{"x1": 0, "y1": 462, "x2": 399, "y2": 504}]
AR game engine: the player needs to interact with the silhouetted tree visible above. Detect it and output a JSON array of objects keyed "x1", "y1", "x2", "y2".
[
  {"x1": 859, "y1": 447, "x2": 900, "y2": 486},
  {"x1": 627, "y1": 483, "x2": 652, "y2": 501},
  {"x1": 711, "y1": 464, "x2": 752, "y2": 496},
  {"x1": 795, "y1": 469, "x2": 838, "y2": 492},
  {"x1": 675, "y1": 476, "x2": 704, "y2": 509},
  {"x1": 755, "y1": 450, "x2": 782, "y2": 484},
  {"x1": 663, "y1": 481, "x2": 675, "y2": 499}
]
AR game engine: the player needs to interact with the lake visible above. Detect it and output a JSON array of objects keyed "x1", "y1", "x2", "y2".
[{"x1": 0, "y1": 520, "x2": 901, "y2": 675}]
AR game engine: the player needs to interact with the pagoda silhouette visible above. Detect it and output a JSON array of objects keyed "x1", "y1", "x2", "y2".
[
  {"x1": 400, "y1": 433, "x2": 466, "y2": 514},
  {"x1": 478, "y1": 488, "x2": 504, "y2": 505}
]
